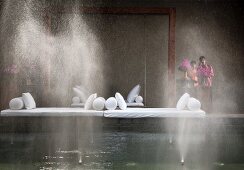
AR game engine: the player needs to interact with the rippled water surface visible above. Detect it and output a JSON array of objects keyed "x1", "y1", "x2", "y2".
[{"x1": 0, "y1": 132, "x2": 243, "y2": 170}]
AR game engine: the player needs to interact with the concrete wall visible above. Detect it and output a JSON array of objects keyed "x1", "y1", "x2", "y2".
[
  {"x1": 84, "y1": 15, "x2": 169, "y2": 107},
  {"x1": 0, "y1": 0, "x2": 243, "y2": 112}
]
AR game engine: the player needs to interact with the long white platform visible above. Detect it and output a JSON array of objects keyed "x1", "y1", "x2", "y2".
[
  {"x1": 104, "y1": 108, "x2": 205, "y2": 118},
  {"x1": 0, "y1": 108, "x2": 103, "y2": 117},
  {"x1": 1, "y1": 107, "x2": 205, "y2": 118}
]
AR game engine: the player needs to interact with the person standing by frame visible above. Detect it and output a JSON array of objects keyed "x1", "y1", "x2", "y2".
[
  {"x1": 187, "y1": 60, "x2": 199, "y2": 97},
  {"x1": 197, "y1": 56, "x2": 214, "y2": 112}
]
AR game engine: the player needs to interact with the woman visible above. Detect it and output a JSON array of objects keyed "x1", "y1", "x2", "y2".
[
  {"x1": 186, "y1": 60, "x2": 199, "y2": 97},
  {"x1": 197, "y1": 56, "x2": 214, "y2": 112},
  {"x1": 187, "y1": 61, "x2": 198, "y2": 86},
  {"x1": 178, "y1": 59, "x2": 198, "y2": 97}
]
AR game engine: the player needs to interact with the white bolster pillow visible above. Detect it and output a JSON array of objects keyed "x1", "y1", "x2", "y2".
[
  {"x1": 93, "y1": 97, "x2": 105, "y2": 111},
  {"x1": 84, "y1": 93, "x2": 97, "y2": 110},
  {"x1": 22, "y1": 92, "x2": 36, "y2": 109},
  {"x1": 176, "y1": 93, "x2": 190, "y2": 110},
  {"x1": 9, "y1": 97, "x2": 24, "y2": 110},
  {"x1": 105, "y1": 97, "x2": 117, "y2": 110},
  {"x1": 72, "y1": 96, "x2": 81, "y2": 104},
  {"x1": 135, "y1": 96, "x2": 143, "y2": 103},
  {"x1": 115, "y1": 92, "x2": 127, "y2": 110},
  {"x1": 187, "y1": 97, "x2": 201, "y2": 111}
]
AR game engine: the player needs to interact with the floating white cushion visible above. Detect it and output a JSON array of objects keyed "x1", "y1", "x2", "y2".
[
  {"x1": 9, "y1": 97, "x2": 24, "y2": 110},
  {"x1": 84, "y1": 93, "x2": 97, "y2": 110},
  {"x1": 22, "y1": 93, "x2": 36, "y2": 109},
  {"x1": 135, "y1": 95, "x2": 143, "y2": 103},
  {"x1": 176, "y1": 93, "x2": 190, "y2": 110},
  {"x1": 127, "y1": 84, "x2": 141, "y2": 103},
  {"x1": 187, "y1": 97, "x2": 201, "y2": 111},
  {"x1": 105, "y1": 97, "x2": 117, "y2": 110},
  {"x1": 72, "y1": 97, "x2": 81, "y2": 104},
  {"x1": 73, "y1": 87, "x2": 87, "y2": 103},
  {"x1": 115, "y1": 92, "x2": 127, "y2": 110},
  {"x1": 92, "y1": 97, "x2": 105, "y2": 111}
]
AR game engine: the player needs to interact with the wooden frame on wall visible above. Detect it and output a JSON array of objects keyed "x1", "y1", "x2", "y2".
[{"x1": 44, "y1": 7, "x2": 176, "y2": 106}]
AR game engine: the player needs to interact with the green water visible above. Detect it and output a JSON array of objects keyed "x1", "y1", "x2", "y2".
[
  {"x1": 0, "y1": 163, "x2": 244, "y2": 170},
  {"x1": 0, "y1": 132, "x2": 243, "y2": 170}
]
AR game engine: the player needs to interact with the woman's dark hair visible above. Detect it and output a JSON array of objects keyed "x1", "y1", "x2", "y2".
[
  {"x1": 190, "y1": 60, "x2": 196, "y2": 66},
  {"x1": 199, "y1": 56, "x2": 205, "y2": 61}
]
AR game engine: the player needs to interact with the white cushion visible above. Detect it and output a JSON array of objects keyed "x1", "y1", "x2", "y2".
[
  {"x1": 84, "y1": 93, "x2": 97, "y2": 110},
  {"x1": 73, "y1": 87, "x2": 87, "y2": 103},
  {"x1": 135, "y1": 96, "x2": 143, "y2": 103},
  {"x1": 22, "y1": 93, "x2": 36, "y2": 109},
  {"x1": 72, "y1": 97, "x2": 81, "y2": 104},
  {"x1": 92, "y1": 97, "x2": 105, "y2": 111},
  {"x1": 176, "y1": 93, "x2": 190, "y2": 110},
  {"x1": 127, "y1": 84, "x2": 141, "y2": 103},
  {"x1": 71, "y1": 103, "x2": 85, "y2": 107},
  {"x1": 115, "y1": 92, "x2": 127, "y2": 110},
  {"x1": 9, "y1": 97, "x2": 24, "y2": 110},
  {"x1": 105, "y1": 97, "x2": 117, "y2": 110},
  {"x1": 187, "y1": 97, "x2": 201, "y2": 111},
  {"x1": 126, "y1": 102, "x2": 144, "y2": 107}
]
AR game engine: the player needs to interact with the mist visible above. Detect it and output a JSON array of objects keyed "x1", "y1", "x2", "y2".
[{"x1": 0, "y1": 0, "x2": 106, "y2": 106}]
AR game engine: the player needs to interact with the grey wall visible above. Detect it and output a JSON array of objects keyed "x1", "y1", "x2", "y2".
[
  {"x1": 85, "y1": 15, "x2": 169, "y2": 107},
  {"x1": 0, "y1": 0, "x2": 244, "y2": 113},
  {"x1": 53, "y1": 14, "x2": 169, "y2": 107}
]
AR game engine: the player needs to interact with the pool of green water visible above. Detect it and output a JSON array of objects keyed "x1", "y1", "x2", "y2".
[{"x1": 0, "y1": 132, "x2": 243, "y2": 170}]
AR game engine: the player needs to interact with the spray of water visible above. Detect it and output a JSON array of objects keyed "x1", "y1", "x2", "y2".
[
  {"x1": 1, "y1": 0, "x2": 106, "y2": 106},
  {"x1": 0, "y1": 0, "x2": 105, "y2": 165},
  {"x1": 172, "y1": 7, "x2": 240, "y2": 167}
]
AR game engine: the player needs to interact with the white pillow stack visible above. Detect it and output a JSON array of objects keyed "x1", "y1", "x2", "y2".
[
  {"x1": 127, "y1": 84, "x2": 141, "y2": 103},
  {"x1": 71, "y1": 85, "x2": 88, "y2": 107},
  {"x1": 176, "y1": 93, "x2": 202, "y2": 111},
  {"x1": 126, "y1": 84, "x2": 144, "y2": 107},
  {"x1": 9, "y1": 92, "x2": 36, "y2": 110},
  {"x1": 91, "y1": 93, "x2": 128, "y2": 111}
]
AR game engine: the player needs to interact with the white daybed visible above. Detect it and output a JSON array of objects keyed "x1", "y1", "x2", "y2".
[
  {"x1": 0, "y1": 108, "x2": 103, "y2": 117},
  {"x1": 104, "y1": 108, "x2": 205, "y2": 118},
  {"x1": 1, "y1": 108, "x2": 205, "y2": 118}
]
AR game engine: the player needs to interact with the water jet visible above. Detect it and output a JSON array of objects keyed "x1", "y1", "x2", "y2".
[{"x1": 181, "y1": 157, "x2": 184, "y2": 165}]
